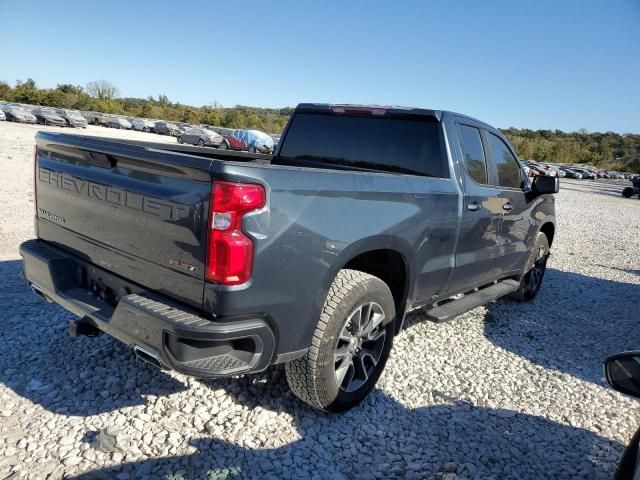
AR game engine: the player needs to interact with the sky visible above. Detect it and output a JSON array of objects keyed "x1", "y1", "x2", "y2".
[{"x1": 0, "y1": 0, "x2": 638, "y2": 133}]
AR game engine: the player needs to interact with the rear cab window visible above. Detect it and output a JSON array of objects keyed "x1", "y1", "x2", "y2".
[
  {"x1": 458, "y1": 124, "x2": 488, "y2": 184},
  {"x1": 277, "y1": 112, "x2": 447, "y2": 177}
]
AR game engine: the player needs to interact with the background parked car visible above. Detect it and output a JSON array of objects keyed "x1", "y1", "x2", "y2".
[
  {"x1": 232, "y1": 129, "x2": 275, "y2": 153},
  {"x1": 560, "y1": 167, "x2": 583, "y2": 179},
  {"x1": 219, "y1": 134, "x2": 248, "y2": 151},
  {"x1": 1, "y1": 106, "x2": 36, "y2": 123},
  {"x1": 528, "y1": 162, "x2": 557, "y2": 176},
  {"x1": 571, "y1": 168, "x2": 596, "y2": 179},
  {"x1": 154, "y1": 121, "x2": 180, "y2": 136},
  {"x1": 548, "y1": 165, "x2": 566, "y2": 177},
  {"x1": 0, "y1": 110, "x2": 5, "y2": 121},
  {"x1": 55, "y1": 109, "x2": 88, "y2": 128},
  {"x1": 107, "y1": 117, "x2": 132, "y2": 129},
  {"x1": 82, "y1": 111, "x2": 109, "y2": 126},
  {"x1": 32, "y1": 108, "x2": 66, "y2": 127},
  {"x1": 131, "y1": 118, "x2": 156, "y2": 132},
  {"x1": 177, "y1": 128, "x2": 224, "y2": 147}
]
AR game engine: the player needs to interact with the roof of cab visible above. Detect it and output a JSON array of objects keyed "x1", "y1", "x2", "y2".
[{"x1": 295, "y1": 103, "x2": 442, "y2": 121}]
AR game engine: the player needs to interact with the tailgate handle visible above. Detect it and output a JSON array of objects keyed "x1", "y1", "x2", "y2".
[{"x1": 85, "y1": 151, "x2": 117, "y2": 168}]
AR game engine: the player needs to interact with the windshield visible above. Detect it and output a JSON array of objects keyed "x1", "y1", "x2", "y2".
[{"x1": 279, "y1": 113, "x2": 446, "y2": 177}]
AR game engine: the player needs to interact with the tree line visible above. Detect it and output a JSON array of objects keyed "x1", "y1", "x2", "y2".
[
  {"x1": 0, "y1": 79, "x2": 638, "y2": 171},
  {"x1": 0, "y1": 79, "x2": 292, "y2": 134}
]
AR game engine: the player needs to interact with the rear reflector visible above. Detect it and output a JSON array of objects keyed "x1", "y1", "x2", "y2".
[{"x1": 205, "y1": 181, "x2": 266, "y2": 285}]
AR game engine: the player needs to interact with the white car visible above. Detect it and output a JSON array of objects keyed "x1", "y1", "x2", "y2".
[
  {"x1": 131, "y1": 119, "x2": 156, "y2": 132},
  {"x1": 0, "y1": 110, "x2": 5, "y2": 121}
]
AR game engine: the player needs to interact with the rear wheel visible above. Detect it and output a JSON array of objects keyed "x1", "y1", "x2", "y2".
[
  {"x1": 509, "y1": 232, "x2": 550, "y2": 302},
  {"x1": 622, "y1": 187, "x2": 634, "y2": 198},
  {"x1": 286, "y1": 269, "x2": 396, "y2": 412},
  {"x1": 198, "y1": 139, "x2": 205, "y2": 147},
  {"x1": 177, "y1": 136, "x2": 183, "y2": 144}
]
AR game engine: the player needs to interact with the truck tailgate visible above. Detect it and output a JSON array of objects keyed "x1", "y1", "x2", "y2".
[{"x1": 34, "y1": 132, "x2": 213, "y2": 309}]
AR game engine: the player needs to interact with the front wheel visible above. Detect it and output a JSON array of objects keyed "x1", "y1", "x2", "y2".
[
  {"x1": 177, "y1": 136, "x2": 183, "y2": 144},
  {"x1": 217, "y1": 141, "x2": 228, "y2": 150},
  {"x1": 286, "y1": 269, "x2": 396, "y2": 412},
  {"x1": 622, "y1": 187, "x2": 635, "y2": 198},
  {"x1": 197, "y1": 139, "x2": 205, "y2": 147},
  {"x1": 509, "y1": 232, "x2": 550, "y2": 302}
]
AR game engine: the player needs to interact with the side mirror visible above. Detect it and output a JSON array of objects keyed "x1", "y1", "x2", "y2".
[
  {"x1": 531, "y1": 175, "x2": 560, "y2": 195},
  {"x1": 604, "y1": 351, "x2": 640, "y2": 398}
]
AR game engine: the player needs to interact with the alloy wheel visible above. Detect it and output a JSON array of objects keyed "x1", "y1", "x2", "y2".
[{"x1": 334, "y1": 302, "x2": 387, "y2": 393}]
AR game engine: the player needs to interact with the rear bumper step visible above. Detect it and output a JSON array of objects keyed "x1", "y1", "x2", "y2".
[
  {"x1": 19, "y1": 239, "x2": 276, "y2": 378},
  {"x1": 424, "y1": 279, "x2": 520, "y2": 323}
]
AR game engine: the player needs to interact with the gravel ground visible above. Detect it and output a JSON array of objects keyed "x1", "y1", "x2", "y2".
[{"x1": 0, "y1": 121, "x2": 639, "y2": 479}]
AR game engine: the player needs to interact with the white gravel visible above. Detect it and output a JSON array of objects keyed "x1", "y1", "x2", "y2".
[{"x1": 0, "y1": 121, "x2": 639, "y2": 479}]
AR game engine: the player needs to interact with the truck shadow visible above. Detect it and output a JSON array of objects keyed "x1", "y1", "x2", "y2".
[
  {"x1": 0, "y1": 260, "x2": 187, "y2": 416},
  {"x1": 483, "y1": 268, "x2": 640, "y2": 385},
  {"x1": 68, "y1": 383, "x2": 621, "y2": 479}
]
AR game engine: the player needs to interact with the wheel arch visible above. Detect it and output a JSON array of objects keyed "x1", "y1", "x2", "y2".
[
  {"x1": 540, "y1": 221, "x2": 555, "y2": 247},
  {"x1": 320, "y1": 236, "x2": 414, "y2": 333}
]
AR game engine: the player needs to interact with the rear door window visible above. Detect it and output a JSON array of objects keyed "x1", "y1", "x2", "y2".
[
  {"x1": 458, "y1": 124, "x2": 488, "y2": 184},
  {"x1": 279, "y1": 113, "x2": 446, "y2": 177},
  {"x1": 486, "y1": 133, "x2": 522, "y2": 189}
]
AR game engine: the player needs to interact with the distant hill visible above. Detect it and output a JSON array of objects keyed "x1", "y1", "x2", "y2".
[{"x1": 1, "y1": 79, "x2": 638, "y2": 172}]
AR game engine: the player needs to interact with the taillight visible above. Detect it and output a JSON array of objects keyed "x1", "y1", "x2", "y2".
[{"x1": 205, "y1": 181, "x2": 266, "y2": 285}]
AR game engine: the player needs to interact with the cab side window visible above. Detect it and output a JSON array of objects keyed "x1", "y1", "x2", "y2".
[
  {"x1": 486, "y1": 133, "x2": 522, "y2": 188},
  {"x1": 459, "y1": 124, "x2": 488, "y2": 184}
]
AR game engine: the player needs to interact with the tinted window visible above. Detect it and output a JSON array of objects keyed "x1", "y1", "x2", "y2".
[
  {"x1": 459, "y1": 125, "x2": 487, "y2": 184},
  {"x1": 279, "y1": 113, "x2": 445, "y2": 177},
  {"x1": 487, "y1": 133, "x2": 522, "y2": 188}
]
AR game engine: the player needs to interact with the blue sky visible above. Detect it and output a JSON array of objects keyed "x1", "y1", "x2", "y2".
[{"x1": 0, "y1": 0, "x2": 638, "y2": 133}]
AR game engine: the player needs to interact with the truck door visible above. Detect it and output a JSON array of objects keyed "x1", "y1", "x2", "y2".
[
  {"x1": 483, "y1": 130, "x2": 532, "y2": 275},
  {"x1": 445, "y1": 119, "x2": 526, "y2": 294}
]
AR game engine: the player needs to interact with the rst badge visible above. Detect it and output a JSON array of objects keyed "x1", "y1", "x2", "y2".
[{"x1": 169, "y1": 258, "x2": 199, "y2": 272}]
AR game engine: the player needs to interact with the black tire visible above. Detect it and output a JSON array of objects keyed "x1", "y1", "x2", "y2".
[
  {"x1": 198, "y1": 139, "x2": 205, "y2": 147},
  {"x1": 285, "y1": 269, "x2": 396, "y2": 412},
  {"x1": 622, "y1": 187, "x2": 634, "y2": 198},
  {"x1": 218, "y1": 141, "x2": 228, "y2": 150},
  {"x1": 177, "y1": 136, "x2": 183, "y2": 144},
  {"x1": 509, "y1": 232, "x2": 550, "y2": 302}
]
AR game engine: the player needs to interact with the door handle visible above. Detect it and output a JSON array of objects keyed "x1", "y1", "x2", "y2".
[
  {"x1": 467, "y1": 202, "x2": 480, "y2": 212},
  {"x1": 502, "y1": 202, "x2": 513, "y2": 211}
]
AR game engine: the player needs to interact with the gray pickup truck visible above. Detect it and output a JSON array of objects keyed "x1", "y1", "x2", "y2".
[{"x1": 20, "y1": 103, "x2": 558, "y2": 412}]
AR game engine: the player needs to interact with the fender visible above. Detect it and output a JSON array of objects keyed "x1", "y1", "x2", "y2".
[{"x1": 316, "y1": 234, "x2": 415, "y2": 330}]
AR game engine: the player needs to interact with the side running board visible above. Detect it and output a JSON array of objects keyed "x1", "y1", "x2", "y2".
[{"x1": 424, "y1": 279, "x2": 520, "y2": 323}]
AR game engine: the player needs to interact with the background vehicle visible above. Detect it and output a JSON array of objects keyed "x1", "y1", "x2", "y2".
[
  {"x1": 233, "y1": 129, "x2": 275, "y2": 153},
  {"x1": 131, "y1": 118, "x2": 156, "y2": 132},
  {"x1": 154, "y1": 121, "x2": 180, "y2": 136},
  {"x1": 107, "y1": 117, "x2": 132, "y2": 129},
  {"x1": 527, "y1": 162, "x2": 557, "y2": 176},
  {"x1": 21, "y1": 103, "x2": 558, "y2": 412},
  {"x1": 548, "y1": 166, "x2": 566, "y2": 177},
  {"x1": 0, "y1": 110, "x2": 5, "y2": 121},
  {"x1": 570, "y1": 168, "x2": 596, "y2": 179},
  {"x1": 622, "y1": 176, "x2": 640, "y2": 198},
  {"x1": 560, "y1": 167, "x2": 583, "y2": 179},
  {"x1": 219, "y1": 134, "x2": 248, "y2": 151},
  {"x1": 2, "y1": 106, "x2": 37, "y2": 123},
  {"x1": 604, "y1": 352, "x2": 640, "y2": 479},
  {"x1": 177, "y1": 127, "x2": 223, "y2": 147},
  {"x1": 82, "y1": 111, "x2": 109, "y2": 126},
  {"x1": 55, "y1": 109, "x2": 88, "y2": 128},
  {"x1": 32, "y1": 108, "x2": 66, "y2": 127}
]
